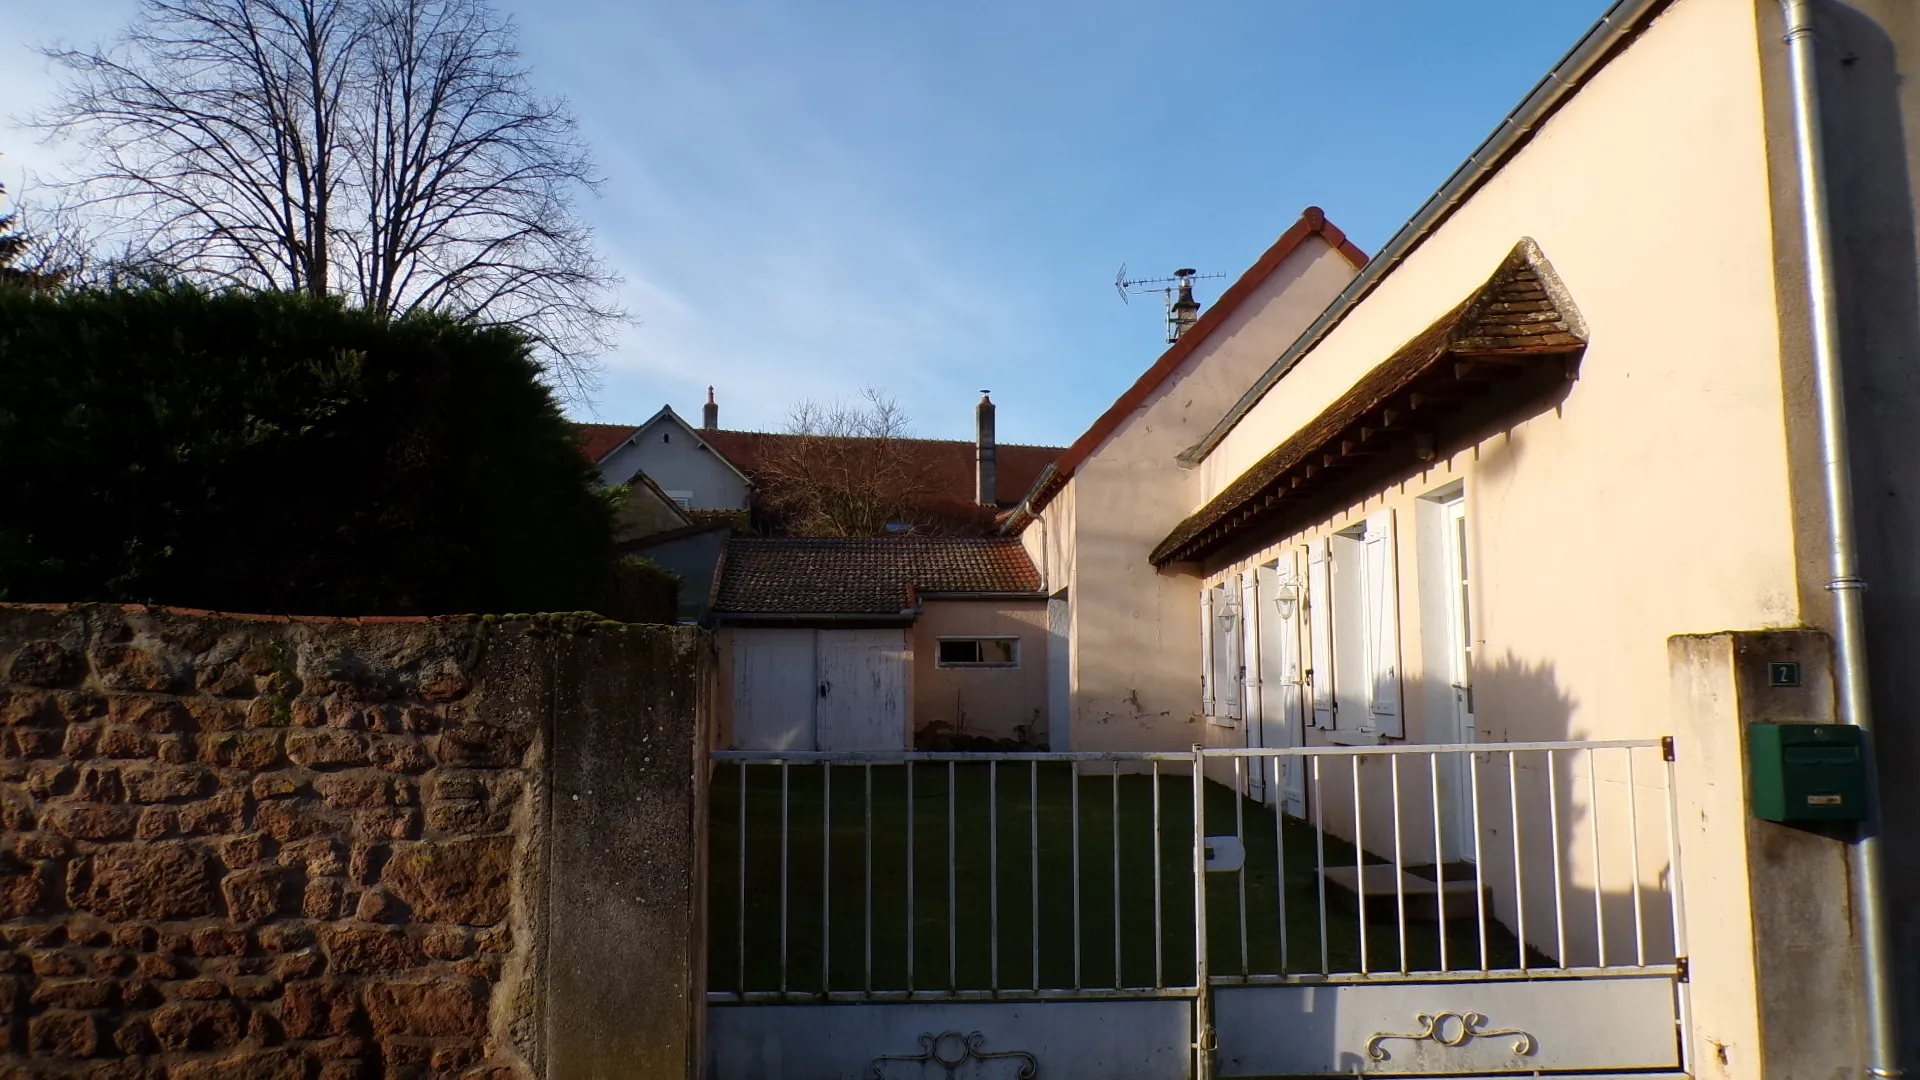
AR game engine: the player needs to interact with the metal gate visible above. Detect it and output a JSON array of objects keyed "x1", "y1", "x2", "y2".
[{"x1": 705, "y1": 740, "x2": 1690, "y2": 1079}]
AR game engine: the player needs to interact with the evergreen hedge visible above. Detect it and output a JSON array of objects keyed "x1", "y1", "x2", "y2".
[{"x1": 0, "y1": 283, "x2": 615, "y2": 616}]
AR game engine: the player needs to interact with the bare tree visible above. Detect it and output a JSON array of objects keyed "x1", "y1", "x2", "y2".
[
  {"x1": 33, "y1": 0, "x2": 620, "y2": 395},
  {"x1": 755, "y1": 389, "x2": 939, "y2": 537},
  {"x1": 0, "y1": 181, "x2": 73, "y2": 291}
]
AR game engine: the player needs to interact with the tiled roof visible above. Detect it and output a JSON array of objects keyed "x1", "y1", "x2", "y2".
[
  {"x1": 712, "y1": 537, "x2": 1042, "y2": 615},
  {"x1": 575, "y1": 423, "x2": 638, "y2": 463},
  {"x1": 698, "y1": 429, "x2": 1060, "y2": 514}
]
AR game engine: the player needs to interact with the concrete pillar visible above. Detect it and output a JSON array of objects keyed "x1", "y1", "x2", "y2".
[
  {"x1": 545, "y1": 626, "x2": 710, "y2": 1080},
  {"x1": 1669, "y1": 629, "x2": 1861, "y2": 1080}
]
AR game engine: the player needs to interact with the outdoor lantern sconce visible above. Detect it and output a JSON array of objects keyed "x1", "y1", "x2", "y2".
[
  {"x1": 1270, "y1": 572, "x2": 1303, "y2": 621},
  {"x1": 1215, "y1": 590, "x2": 1241, "y2": 633}
]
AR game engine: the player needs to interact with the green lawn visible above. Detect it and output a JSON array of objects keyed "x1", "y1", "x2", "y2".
[{"x1": 707, "y1": 762, "x2": 1534, "y2": 995}]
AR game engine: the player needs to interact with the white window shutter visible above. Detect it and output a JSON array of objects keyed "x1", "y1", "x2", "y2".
[
  {"x1": 1200, "y1": 587, "x2": 1216, "y2": 718},
  {"x1": 1306, "y1": 540, "x2": 1335, "y2": 729},
  {"x1": 1363, "y1": 511, "x2": 1403, "y2": 737},
  {"x1": 1238, "y1": 571, "x2": 1259, "y2": 724},
  {"x1": 1225, "y1": 580, "x2": 1245, "y2": 721}
]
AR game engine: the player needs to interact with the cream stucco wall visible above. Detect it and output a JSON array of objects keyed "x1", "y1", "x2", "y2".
[
  {"x1": 1037, "y1": 237, "x2": 1358, "y2": 756},
  {"x1": 1186, "y1": 3, "x2": 1806, "y2": 1076},
  {"x1": 911, "y1": 599, "x2": 1050, "y2": 746}
]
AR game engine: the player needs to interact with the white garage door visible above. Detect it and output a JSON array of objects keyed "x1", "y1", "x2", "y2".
[{"x1": 731, "y1": 628, "x2": 908, "y2": 751}]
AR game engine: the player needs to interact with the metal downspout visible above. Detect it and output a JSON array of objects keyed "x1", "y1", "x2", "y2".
[{"x1": 1777, "y1": 1, "x2": 1903, "y2": 1074}]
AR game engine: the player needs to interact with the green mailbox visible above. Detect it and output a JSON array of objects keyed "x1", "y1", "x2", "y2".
[{"x1": 1748, "y1": 723, "x2": 1868, "y2": 823}]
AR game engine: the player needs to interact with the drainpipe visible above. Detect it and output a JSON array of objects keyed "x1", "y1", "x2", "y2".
[{"x1": 1776, "y1": 1, "x2": 1902, "y2": 1074}]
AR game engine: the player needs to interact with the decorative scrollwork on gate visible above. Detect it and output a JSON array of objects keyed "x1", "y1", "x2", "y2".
[
  {"x1": 867, "y1": 1031, "x2": 1038, "y2": 1079},
  {"x1": 1365, "y1": 1011, "x2": 1535, "y2": 1062}
]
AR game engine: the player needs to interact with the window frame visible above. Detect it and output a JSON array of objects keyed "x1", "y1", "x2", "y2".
[{"x1": 934, "y1": 636, "x2": 1021, "y2": 669}]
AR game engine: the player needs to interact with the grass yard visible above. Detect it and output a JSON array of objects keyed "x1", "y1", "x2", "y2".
[{"x1": 707, "y1": 762, "x2": 1536, "y2": 995}]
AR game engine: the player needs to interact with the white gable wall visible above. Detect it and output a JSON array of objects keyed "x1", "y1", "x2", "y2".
[{"x1": 598, "y1": 411, "x2": 752, "y2": 511}]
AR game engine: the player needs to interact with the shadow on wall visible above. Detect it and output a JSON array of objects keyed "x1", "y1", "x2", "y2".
[
  {"x1": 1808, "y1": 2, "x2": 1920, "y2": 1054},
  {"x1": 1298, "y1": 652, "x2": 1680, "y2": 972},
  {"x1": 915, "y1": 694, "x2": 1047, "y2": 751}
]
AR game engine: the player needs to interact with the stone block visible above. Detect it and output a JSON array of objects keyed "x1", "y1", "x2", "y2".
[
  {"x1": 164, "y1": 1048, "x2": 304, "y2": 1080},
  {"x1": 148, "y1": 999, "x2": 243, "y2": 1052},
  {"x1": 31, "y1": 977, "x2": 118, "y2": 1009},
  {"x1": 191, "y1": 926, "x2": 250, "y2": 957},
  {"x1": 287, "y1": 730, "x2": 371, "y2": 769},
  {"x1": 302, "y1": 878, "x2": 348, "y2": 921},
  {"x1": 136, "y1": 805, "x2": 176, "y2": 840},
  {"x1": 364, "y1": 979, "x2": 488, "y2": 1038},
  {"x1": 316, "y1": 772, "x2": 400, "y2": 809},
  {"x1": 255, "y1": 800, "x2": 341, "y2": 843},
  {"x1": 28, "y1": 1010, "x2": 100, "y2": 1057},
  {"x1": 123, "y1": 765, "x2": 211, "y2": 803},
  {"x1": 369, "y1": 737, "x2": 432, "y2": 775},
  {"x1": 46, "y1": 804, "x2": 138, "y2": 841},
  {"x1": 217, "y1": 832, "x2": 270, "y2": 870},
  {"x1": 108, "y1": 696, "x2": 190, "y2": 732},
  {"x1": 6, "y1": 641, "x2": 81, "y2": 687},
  {"x1": 281, "y1": 980, "x2": 363, "y2": 1038},
  {"x1": 320, "y1": 925, "x2": 422, "y2": 974},
  {"x1": 381, "y1": 837, "x2": 512, "y2": 927},
  {"x1": 68, "y1": 843, "x2": 219, "y2": 921},
  {"x1": 249, "y1": 772, "x2": 307, "y2": 800},
  {"x1": 185, "y1": 698, "x2": 247, "y2": 732},
  {"x1": 178, "y1": 791, "x2": 247, "y2": 834},
  {"x1": 197, "y1": 731, "x2": 282, "y2": 770},
  {"x1": 113, "y1": 1018, "x2": 156, "y2": 1054},
  {"x1": 436, "y1": 726, "x2": 529, "y2": 769}
]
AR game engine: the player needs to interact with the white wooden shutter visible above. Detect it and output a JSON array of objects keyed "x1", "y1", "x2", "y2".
[
  {"x1": 1362, "y1": 511, "x2": 1403, "y2": 737},
  {"x1": 1306, "y1": 540, "x2": 1334, "y2": 729},
  {"x1": 1239, "y1": 571, "x2": 1260, "y2": 730},
  {"x1": 1200, "y1": 587, "x2": 1216, "y2": 718}
]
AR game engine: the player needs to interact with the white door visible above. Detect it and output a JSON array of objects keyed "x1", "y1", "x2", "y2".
[
  {"x1": 1256, "y1": 558, "x2": 1308, "y2": 817},
  {"x1": 816, "y1": 629, "x2": 909, "y2": 751},
  {"x1": 1439, "y1": 497, "x2": 1478, "y2": 859},
  {"x1": 1306, "y1": 540, "x2": 1335, "y2": 731},
  {"x1": 732, "y1": 629, "x2": 818, "y2": 750}
]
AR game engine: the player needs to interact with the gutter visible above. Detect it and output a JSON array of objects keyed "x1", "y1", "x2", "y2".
[
  {"x1": 1775, "y1": 1, "x2": 1902, "y2": 1074},
  {"x1": 709, "y1": 612, "x2": 917, "y2": 627},
  {"x1": 1177, "y1": 0, "x2": 1671, "y2": 467}
]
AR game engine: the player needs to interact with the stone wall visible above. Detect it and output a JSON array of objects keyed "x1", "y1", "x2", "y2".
[{"x1": 0, "y1": 604, "x2": 709, "y2": 1080}]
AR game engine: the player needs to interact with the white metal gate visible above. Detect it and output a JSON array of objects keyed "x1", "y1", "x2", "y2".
[{"x1": 705, "y1": 740, "x2": 1690, "y2": 1080}]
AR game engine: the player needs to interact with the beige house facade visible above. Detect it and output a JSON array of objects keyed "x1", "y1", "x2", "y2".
[{"x1": 1014, "y1": 0, "x2": 1920, "y2": 1074}]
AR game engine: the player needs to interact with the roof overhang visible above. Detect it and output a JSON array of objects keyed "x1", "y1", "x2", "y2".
[
  {"x1": 711, "y1": 612, "x2": 917, "y2": 628},
  {"x1": 1151, "y1": 239, "x2": 1587, "y2": 569}
]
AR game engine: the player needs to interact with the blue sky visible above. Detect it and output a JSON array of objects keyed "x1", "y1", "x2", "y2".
[{"x1": 2, "y1": 0, "x2": 1610, "y2": 446}]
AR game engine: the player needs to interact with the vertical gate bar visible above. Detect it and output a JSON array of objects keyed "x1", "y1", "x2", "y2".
[
  {"x1": 865, "y1": 763, "x2": 873, "y2": 994},
  {"x1": 822, "y1": 763, "x2": 831, "y2": 993},
  {"x1": 1471, "y1": 751, "x2": 1488, "y2": 972},
  {"x1": 780, "y1": 762, "x2": 789, "y2": 995},
  {"x1": 737, "y1": 762, "x2": 747, "y2": 995},
  {"x1": 948, "y1": 760, "x2": 957, "y2": 992},
  {"x1": 1313, "y1": 755, "x2": 1328, "y2": 974},
  {"x1": 1072, "y1": 763, "x2": 1082, "y2": 990},
  {"x1": 1274, "y1": 757, "x2": 1288, "y2": 975},
  {"x1": 1429, "y1": 753, "x2": 1448, "y2": 972},
  {"x1": 1588, "y1": 746, "x2": 1607, "y2": 967},
  {"x1": 1625, "y1": 748, "x2": 1647, "y2": 967},
  {"x1": 991, "y1": 760, "x2": 999, "y2": 993},
  {"x1": 1508, "y1": 750, "x2": 1526, "y2": 972},
  {"x1": 1191, "y1": 748, "x2": 1212, "y2": 1077},
  {"x1": 1391, "y1": 755, "x2": 1407, "y2": 975},
  {"x1": 1153, "y1": 760, "x2": 1164, "y2": 989},
  {"x1": 1112, "y1": 759, "x2": 1123, "y2": 988},
  {"x1": 1547, "y1": 749, "x2": 1566, "y2": 967},
  {"x1": 1031, "y1": 761, "x2": 1039, "y2": 991},
  {"x1": 1663, "y1": 745, "x2": 1694, "y2": 1076},
  {"x1": 906, "y1": 762, "x2": 915, "y2": 992},
  {"x1": 1352, "y1": 755, "x2": 1368, "y2": 975},
  {"x1": 1234, "y1": 756, "x2": 1248, "y2": 977}
]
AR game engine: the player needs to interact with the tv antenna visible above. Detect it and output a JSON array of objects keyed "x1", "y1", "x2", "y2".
[{"x1": 1114, "y1": 265, "x2": 1227, "y2": 343}]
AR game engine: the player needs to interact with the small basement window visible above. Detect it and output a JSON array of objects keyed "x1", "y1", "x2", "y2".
[{"x1": 937, "y1": 637, "x2": 1019, "y2": 668}]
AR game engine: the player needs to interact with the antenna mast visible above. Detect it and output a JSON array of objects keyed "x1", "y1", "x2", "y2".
[{"x1": 1114, "y1": 265, "x2": 1228, "y2": 343}]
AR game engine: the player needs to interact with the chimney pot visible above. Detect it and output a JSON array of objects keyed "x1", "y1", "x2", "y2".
[
  {"x1": 702, "y1": 386, "x2": 718, "y2": 431},
  {"x1": 975, "y1": 391, "x2": 997, "y2": 507}
]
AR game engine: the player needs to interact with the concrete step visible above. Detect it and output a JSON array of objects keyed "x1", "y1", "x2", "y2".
[{"x1": 1319, "y1": 863, "x2": 1488, "y2": 921}]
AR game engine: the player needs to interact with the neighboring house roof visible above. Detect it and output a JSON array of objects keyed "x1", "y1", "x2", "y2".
[
  {"x1": 612, "y1": 471, "x2": 694, "y2": 546},
  {"x1": 1150, "y1": 239, "x2": 1587, "y2": 568},
  {"x1": 712, "y1": 537, "x2": 1042, "y2": 615},
  {"x1": 576, "y1": 423, "x2": 639, "y2": 463},
  {"x1": 1007, "y1": 208, "x2": 1368, "y2": 528},
  {"x1": 697, "y1": 429, "x2": 1060, "y2": 513}
]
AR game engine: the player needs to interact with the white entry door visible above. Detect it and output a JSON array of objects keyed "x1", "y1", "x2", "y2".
[
  {"x1": 1438, "y1": 496, "x2": 1478, "y2": 860},
  {"x1": 1256, "y1": 558, "x2": 1308, "y2": 818},
  {"x1": 732, "y1": 629, "x2": 818, "y2": 750},
  {"x1": 815, "y1": 630, "x2": 909, "y2": 751}
]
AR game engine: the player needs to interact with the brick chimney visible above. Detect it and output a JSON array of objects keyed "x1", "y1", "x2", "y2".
[
  {"x1": 702, "y1": 386, "x2": 718, "y2": 431},
  {"x1": 975, "y1": 391, "x2": 997, "y2": 507}
]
